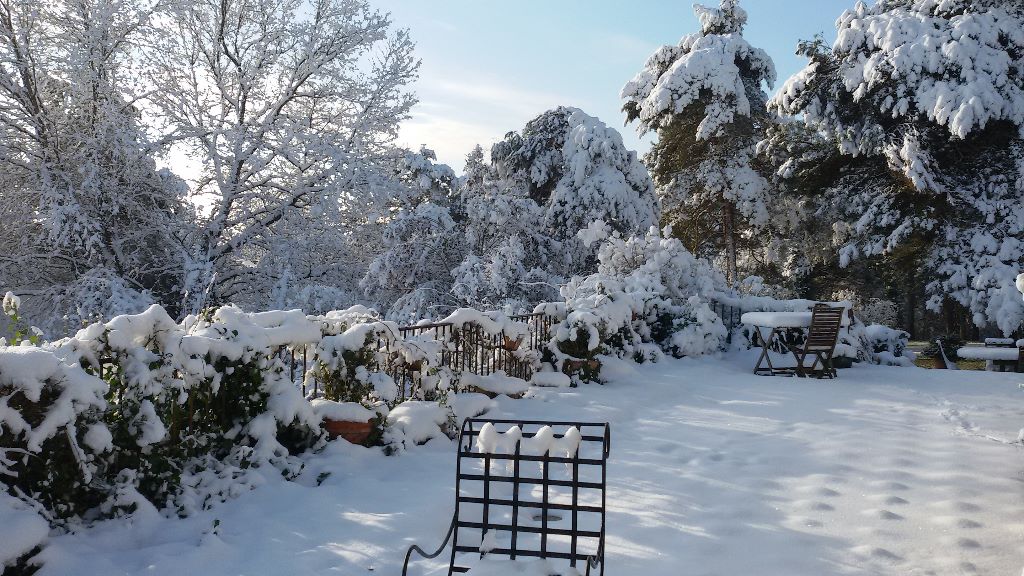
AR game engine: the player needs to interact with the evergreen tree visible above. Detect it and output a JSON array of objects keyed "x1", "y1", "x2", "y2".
[
  {"x1": 770, "y1": 0, "x2": 1024, "y2": 335},
  {"x1": 621, "y1": 0, "x2": 775, "y2": 284}
]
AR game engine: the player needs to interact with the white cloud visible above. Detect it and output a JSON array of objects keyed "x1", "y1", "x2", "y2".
[{"x1": 398, "y1": 73, "x2": 587, "y2": 169}]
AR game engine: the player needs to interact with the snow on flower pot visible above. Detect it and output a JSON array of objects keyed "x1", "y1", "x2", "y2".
[{"x1": 311, "y1": 399, "x2": 378, "y2": 445}]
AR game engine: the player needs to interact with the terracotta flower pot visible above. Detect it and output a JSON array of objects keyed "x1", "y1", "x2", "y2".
[
  {"x1": 502, "y1": 336, "x2": 523, "y2": 352},
  {"x1": 561, "y1": 358, "x2": 599, "y2": 375},
  {"x1": 323, "y1": 418, "x2": 375, "y2": 445}
]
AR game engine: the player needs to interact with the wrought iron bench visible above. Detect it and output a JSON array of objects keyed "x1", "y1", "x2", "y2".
[{"x1": 403, "y1": 418, "x2": 611, "y2": 575}]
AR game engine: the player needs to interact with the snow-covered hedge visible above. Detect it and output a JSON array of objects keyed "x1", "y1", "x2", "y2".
[{"x1": 0, "y1": 298, "x2": 549, "y2": 559}]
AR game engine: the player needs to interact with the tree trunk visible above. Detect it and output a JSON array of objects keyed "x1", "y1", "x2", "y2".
[{"x1": 723, "y1": 202, "x2": 738, "y2": 285}]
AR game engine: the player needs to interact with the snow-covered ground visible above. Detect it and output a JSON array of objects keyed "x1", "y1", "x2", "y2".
[{"x1": 35, "y1": 352, "x2": 1024, "y2": 575}]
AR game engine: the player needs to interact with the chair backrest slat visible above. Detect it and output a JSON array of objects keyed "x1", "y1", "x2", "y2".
[{"x1": 806, "y1": 304, "x2": 843, "y2": 350}]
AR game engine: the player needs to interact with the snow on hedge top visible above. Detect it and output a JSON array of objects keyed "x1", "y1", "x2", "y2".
[
  {"x1": 621, "y1": 0, "x2": 775, "y2": 140},
  {"x1": 1018, "y1": 272, "x2": 1024, "y2": 299},
  {"x1": 0, "y1": 346, "x2": 107, "y2": 453},
  {"x1": 773, "y1": 0, "x2": 1024, "y2": 144},
  {"x1": 439, "y1": 308, "x2": 529, "y2": 340}
]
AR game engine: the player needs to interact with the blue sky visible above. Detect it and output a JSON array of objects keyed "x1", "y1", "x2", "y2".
[{"x1": 382, "y1": 0, "x2": 862, "y2": 170}]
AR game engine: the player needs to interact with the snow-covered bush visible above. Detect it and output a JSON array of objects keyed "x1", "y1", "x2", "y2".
[
  {"x1": 0, "y1": 346, "x2": 109, "y2": 522},
  {"x1": 55, "y1": 305, "x2": 324, "y2": 515},
  {"x1": 0, "y1": 303, "x2": 335, "y2": 535},
  {"x1": 313, "y1": 322, "x2": 401, "y2": 406},
  {"x1": 863, "y1": 324, "x2": 914, "y2": 367},
  {"x1": 550, "y1": 227, "x2": 728, "y2": 381}
]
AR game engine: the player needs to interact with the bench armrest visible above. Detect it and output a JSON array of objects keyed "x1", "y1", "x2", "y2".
[{"x1": 403, "y1": 515, "x2": 457, "y2": 576}]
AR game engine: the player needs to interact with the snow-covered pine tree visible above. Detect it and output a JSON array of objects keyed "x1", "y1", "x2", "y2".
[
  {"x1": 362, "y1": 107, "x2": 658, "y2": 320},
  {"x1": 621, "y1": 0, "x2": 775, "y2": 284},
  {"x1": 456, "y1": 106, "x2": 659, "y2": 310},
  {"x1": 770, "y1": 0, "x2": 1024, "y2": 335}
]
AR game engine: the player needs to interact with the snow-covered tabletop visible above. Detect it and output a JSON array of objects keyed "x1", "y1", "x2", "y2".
[
  {"x1": 740, "y1": 312, "x2": 813, "y2": 328},
  {"x1": 958, "y1": 347, "x2": 1021, "y2": 361}
]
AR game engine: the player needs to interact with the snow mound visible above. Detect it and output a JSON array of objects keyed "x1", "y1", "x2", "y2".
[
  {"x1": 0, "y1": 493, "x2": 48, "y2": 568},
  {"x1": 309, "y1": 399, "x2": 374, "y2": 422},
  {"x1": 462, "y1": 371, "x2": 531, "y2": 397},
  {"x1": 530, "y1": 372, "x2": 571, "y2": 388},
  {"x1": 386, "y1": 401, "x2": 451, "y2": 447},
  {"x1": 450, "y1": 393, "x2": 496, "y2": 425}
]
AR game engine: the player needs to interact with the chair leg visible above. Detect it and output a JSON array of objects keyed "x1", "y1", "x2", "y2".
[{"x1": 820, "y1": 352, "x2": 835, "y2": 378}]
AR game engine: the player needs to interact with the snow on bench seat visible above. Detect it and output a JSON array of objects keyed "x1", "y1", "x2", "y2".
[{"x1": 957, "y1": 346, "x2": 1021, "y2": 361}]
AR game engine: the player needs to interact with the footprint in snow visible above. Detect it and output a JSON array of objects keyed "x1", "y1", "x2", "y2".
[
  {"x1": 863, "y1": 509, "x2": 904, "y2": 521},
  {"x1": 655, "y1": 443, "x2": 677, "y2": 454},
  {"x1": 880, "y1": 481, "x2": 911, "y2": 491},
  {"x1": 954, "y1": 502, "x2": 982, "y2": 513},
  {"x1": 956, "y1": 537, "x2": 981, "y2": 549},
  {"x1": 957, "y1": 518, "x2": 983, "y2": 529}
]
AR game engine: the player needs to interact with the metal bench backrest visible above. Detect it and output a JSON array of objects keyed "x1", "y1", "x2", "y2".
[
  {"x1": 450, "y1": 418, "x2": 611, "y2": 575},
  {"x1": 805, "y1": 304, "x2": 844, "y2": 352}
]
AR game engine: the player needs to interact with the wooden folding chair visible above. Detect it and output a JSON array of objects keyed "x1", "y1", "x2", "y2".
[{"x1": 792, "y1": 304, "x2": 844, "y2": 378}]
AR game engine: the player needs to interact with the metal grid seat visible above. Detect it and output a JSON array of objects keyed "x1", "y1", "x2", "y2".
[{"x1": 403, "y1": 418, "x2": 611, "y2": 575}]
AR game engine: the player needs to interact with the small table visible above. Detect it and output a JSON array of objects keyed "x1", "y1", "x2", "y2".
[{"x1": 741, "y1": 312, "x2": 814, "y2": 377}]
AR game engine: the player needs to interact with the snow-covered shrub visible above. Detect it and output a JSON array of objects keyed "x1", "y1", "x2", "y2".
[
  {"x1": 316, "y1": 325, "x2": 398, "y2": 403},
  {"x1": 857, "y1": 299, "x2": 899, "y2": 328},
  {"x1": 550, "y1": 227, "x2": 727, "y2": 380},
  {"x1": 383, "y1": 401, "x2": 452, "y2": 450},
  {"x1": 2, "y1": 304, "x2": 326, "y2": 526},
  {"x1": 312, "y1": 321, "x2": 400, "y2": 407},
  {"x1": 0, "y1": 346, "x2": 109, "y2": 522},
  {"x1": 863, "y1": 324, "x2": 914, "y2": 367}
]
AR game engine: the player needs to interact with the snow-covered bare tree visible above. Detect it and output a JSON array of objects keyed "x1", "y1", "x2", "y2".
[
  {"x1": 144, "y1": 0, "x2": 418, "y2": 313},
  {"x1": 0, "y1": 0, "x2": 191, "y2": 331},
  {"x1": 621, "y1": 0, "x2": 775, "y2": 284},
  {"x1": 770, "y1": 0, "x2": 1024, "y2": 335}
]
